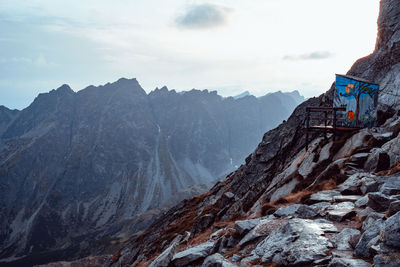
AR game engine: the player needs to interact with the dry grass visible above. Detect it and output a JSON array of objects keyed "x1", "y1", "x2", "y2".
[
  {"x1": 188, "y1": 229, "x2": 211, "y2": 246},
  {"x1": 260, "y1": 202, "x2": 277, "y2": 216}
]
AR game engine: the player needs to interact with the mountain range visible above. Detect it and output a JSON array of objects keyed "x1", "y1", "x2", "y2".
[{"x1": 0, "y1": 82, "x2": 303, "y2": 265}]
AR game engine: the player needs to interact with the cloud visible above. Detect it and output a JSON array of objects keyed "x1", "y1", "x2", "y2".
[
  {"x1": 283, "y1": 51, "x2": 333, "y2": 61},
  {"x1": 175, "y1": 4, "x2": 232, "y2": 30}
]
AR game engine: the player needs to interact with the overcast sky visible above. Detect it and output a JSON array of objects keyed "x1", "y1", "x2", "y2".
[{"x1": 0, "y1": 0, "x2": 380, "y2": 109}]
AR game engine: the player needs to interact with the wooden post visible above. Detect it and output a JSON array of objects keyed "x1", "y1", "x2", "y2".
[{"x1": 333, "y1": 108, "x2": 337, "y2": 141}]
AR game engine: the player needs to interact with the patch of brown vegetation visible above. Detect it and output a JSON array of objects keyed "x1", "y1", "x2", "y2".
[
  {"x1": 188, "y1": 229, "x2": 211, "y2": 246},
  {"x1": 260, "y1": 202, "x2": 277, "y2": 216},
  {"x1": 111, "y1": 249, "x2": 121, "y2": 263}
]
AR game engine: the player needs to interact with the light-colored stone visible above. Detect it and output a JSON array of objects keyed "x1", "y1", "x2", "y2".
[
  {"x1": 309, "y1": 190, "x2": 341, "y2": 203},
  {"x1": 202, "y1": 253, "x2": 237, "y2": 267},
  {"x1": 253, "y1": 219, "x2": 332, "y2": 265},
  {"x1": 171, "y1": 242, "x2": 215, "y2": 266},
  {"x1": 328, "y1": 257, "x2": 371, "y2": 267},
  {"x1": 149, "y1": 235, "x2": 182, "y2": 267}
]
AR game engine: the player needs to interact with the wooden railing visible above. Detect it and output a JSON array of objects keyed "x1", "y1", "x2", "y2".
[{"x1": 305, "y1": 106, "x2": 358, "y2": 150}]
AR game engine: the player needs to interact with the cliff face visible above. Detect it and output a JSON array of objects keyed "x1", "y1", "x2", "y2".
[
  {"x1": 0, "y1": 79, "x2": 302, "y2": 265},
  {"x1": 103, "y1": 1, "x2": 400, "y2": 266}
]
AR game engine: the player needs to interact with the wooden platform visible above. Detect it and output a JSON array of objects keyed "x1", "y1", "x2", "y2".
[{"x1": 305, "y1": 106, "x2": 360, "y2": 150}]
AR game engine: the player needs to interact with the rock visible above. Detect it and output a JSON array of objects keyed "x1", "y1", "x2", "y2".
[
  {"x1": 333, "y1": 195, "x2": 361, "y2": 203},
  {"x1": 309, "y1": 190, "x2": 341, "y2": 203},
  {"x1": 234, "y1": 217, "x2": 264, "y2": 236},
  {"x1": 373, "y1": 252, "x2": 400, "y2": 267},
  {"x1": 312, "y1": 219, "x2": 339, "y2": 233},
  {"x1": 354, "y1": 219, "x2": 384, "y2": 258},
  {"x1": 221, "y1": 192, "x2": 235, "y2": 207},
  {"x1": 192, "y1": 214, "x2": 215, "y2": 236},
  {"x1": 348, "y1": 153, "x2": 370, "y2": 168},
  {"x1": 333, "y1": 129, "x2": 371, "y2": 161},
  {"x1": 380, "y1": 176, "x2": 400, "y2": 195},
  {"x1": 358, "y1": 207, "x2": 375, "y2": 221},
  {"x1": 202, "y1": 253, "x2": 237, "y2": 267},
  {"x1": 269, "y1": 178, "x2": 298, "y2": 202},
  {"x1": 273, "y1": 204, "x2": 317, "y2": 219},
  {"x1": 355, "y1": 195, "x2": 369, "y2": 207},
  {"x1": 311, "y1": 202, "x2": 332, "y2": 216},
  {"x1": 149, "y1": 235, "x2": 182, "y2": 267},
  {"x1": 333, "y1": 228, "x2": 361, "y2": 250},
  {"x1": 388, "y1": 200, "x2": 400, "y2": 216},
  {"x1": 380, "y1": 134, "x2": 400, "y2": 167},
  {"x1": 237, "y1": 216, "x2": 276, "y2": 246},
  {"x1": 381, "y1": 211, "x2": 400, "y2": 247},
  {"x1": 327, "y1": 209, "x2": 356, "y2": 222},
  {"x1": 232, "y1": 254, "x2": 241, "y2": 263},
  {"x1": 328, "y1": 257, "x2": 371, "y2": 267},
  {"x1": 360, "y1": 175, "x2": 380, "y2": 194},
  {"x1": 171, "y1": 242, "x2": 215, "y2": 266},
  {"x1": 362, "y1": 212, "x2": 385, "y2": 231},
  {"x1": 367, "y1": 192, "x2": 393, "y2": 212},
  {"x1": 338, "y1": 173, "x2": 364, "y2": 194},
  {"x1": 253, "y1": 219, "x2": 332, "y2": 265}
]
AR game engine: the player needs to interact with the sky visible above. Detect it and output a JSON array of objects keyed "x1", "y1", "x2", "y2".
[{"x1": 0, "y1": 0, "x2": 380, "y2": 109}]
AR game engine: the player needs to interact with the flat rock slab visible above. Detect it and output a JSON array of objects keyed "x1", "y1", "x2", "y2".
[
  {"x1": 333, "y1": 195, "x2": 361, "y2": 203},
  {"x1": 253, "y1": 219, "x2": 333, "y2": 265},
  {"x1": 310, "y1": 190, "x2": 341, "y2": 203},
  {"x1": 327, "y1": 209, "x2": 357, "y2": 222},
  {"x1": 171, "y1": 242, "x2": 215, "y2": 266},
  {"x1": 328, "y1": 257, "x2": 371, "y2": 267}
]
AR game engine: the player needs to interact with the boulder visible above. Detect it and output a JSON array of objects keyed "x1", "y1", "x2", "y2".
[
  {"x1": 234, "y1": 217, "x2": 264, "y2": 236},
  {"x1": 171, "y1": 242, "x2": 215, "y2": 266},
  {"x1": 253, "y1": 219, "x2": 332, "y2": 265},
  {"x1": 355, "y1": 195, "x2": 369, "y2": 208},
  {"x1": 381, "y1": 211, "x2": 400, "y2": 247},
  {"x1": 273, "y1": 204, "x2": 317, "y2": 219},
  {"x1": 388, "y1": 200, "x2": 400, "y2": 216},
  {"x1": 354, "y1": 219, "x2": 384, "y2": 258},
  {"x1": 328, "y1": 257, "x2": 371, "y2": 267},
  {"x1": 367, "y1": 192, "x2": 393, "y2": 212},
  {"x1": 379, "y1": 176, "x2": 400, "y2": 195},
  {"x1": 149, "y1": 235, "x2": 182, "y2": 267},
  {"x1": 333, "y1": 228, "x2": 361, "y2": 250},
  {"x1": 202, "y1": 253, "x2": 237, "y2": 267},
  {"x1": 362, "y1": 212, "x2": 385, "y2": 231}
]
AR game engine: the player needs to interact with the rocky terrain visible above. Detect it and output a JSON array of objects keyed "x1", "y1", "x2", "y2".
[
  {"x1": 0, "y1": 79, "x2": 302, "y2": 266},
  {"x1": 56, "y1": 0, "x2": 400, "y2": 266}
]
